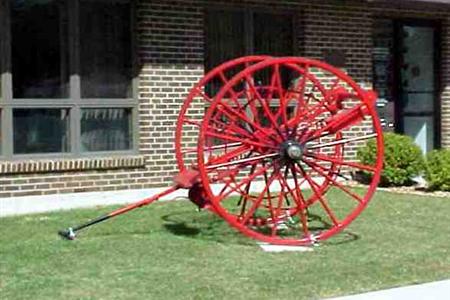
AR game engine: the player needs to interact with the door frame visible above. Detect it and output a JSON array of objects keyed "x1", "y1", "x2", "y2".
[{"x1": 392, "y1": 18, "x2": 442, "y2": 149}]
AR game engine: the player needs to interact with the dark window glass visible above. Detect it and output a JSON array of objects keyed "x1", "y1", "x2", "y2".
[
  {"x1": 81, "y1": 108, "x2": 132, "y2": 152},
  {"x1": 80, "y1": 1, "x2": 132, "y2": 98},
  {"x1": 254, "y1": 13, "x2": 293, "y2": 88},
  {"x1": 205, "y1": 10, "x2": 246, "y2": 71},
  {"x1": 11, "y1": 0, "x2": 68, "y2": 98},
  {"x1": 205, "y1": 10, "x2": 246, "y2": 96},
  {"x1": 205, "y1": 10, "x2": 294, "y2": 93},
  {"x1": 253, "y1": 13, "x2": 293, "y2": 56},
  {"x1": 13, "y1": 109, "x2": 70, "y2": 154}
]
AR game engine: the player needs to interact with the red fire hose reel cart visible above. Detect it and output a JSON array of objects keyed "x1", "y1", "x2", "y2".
[{"x1": 59, "y1": 56, "x2": 384, "y2": 246}]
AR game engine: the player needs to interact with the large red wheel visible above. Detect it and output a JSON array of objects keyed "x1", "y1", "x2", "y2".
[
  {"x1": 196, "y1": 57, "x2": 384, "y2": 245},
  {"x1": 175, "y1": 56, "x2": 269, "y2": 171}
]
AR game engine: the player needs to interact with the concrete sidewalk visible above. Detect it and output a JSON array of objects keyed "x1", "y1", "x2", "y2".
[{"x1": 327, "y1": 279, "x2": 450, "y2": 300}]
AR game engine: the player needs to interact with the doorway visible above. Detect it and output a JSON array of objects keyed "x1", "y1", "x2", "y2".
[{"x1": 395, "y1": 21, "x2": 440, "y2": 154}]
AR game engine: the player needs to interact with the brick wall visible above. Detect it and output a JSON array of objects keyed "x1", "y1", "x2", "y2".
[
  {"x1": 303, "y1": 2, "x2": 373, "y2": 84},
  {"x1": 0, "y1": 0, "x2": 449, "y2": 198},
  {"x1": 137, "y1": 0, "x2": 204, "y2": 187}
]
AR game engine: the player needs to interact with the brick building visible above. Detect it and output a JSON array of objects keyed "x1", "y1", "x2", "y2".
[{"x1": 0, "y1": 0, "x2": 449, "y2": 203}]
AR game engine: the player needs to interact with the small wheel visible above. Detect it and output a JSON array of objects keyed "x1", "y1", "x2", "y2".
[
  {"x1": 175, "y1": 56, "x2": 269, "y2": 171},
  {"x1": 197, "y1": 57, "x2": 383, "y2": 245}
]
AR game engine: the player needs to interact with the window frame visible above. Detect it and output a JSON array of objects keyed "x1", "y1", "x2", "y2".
[{"x1": 0, "y1": 0, "x2": 139, "y2": 160}]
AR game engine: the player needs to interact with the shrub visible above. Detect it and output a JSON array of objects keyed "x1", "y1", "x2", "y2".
[
  {"x1": 357, "y1": 132, "x2": 425, "y2": 186},
  {"x1": 425, "y1": 149, "x2": 450, "y2": 191}
]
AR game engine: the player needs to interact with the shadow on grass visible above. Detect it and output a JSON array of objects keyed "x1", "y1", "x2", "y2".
[
  {"x1": 160, "y1": 211, "x2": 360, "y2": 247},
  {"x1": 160, "y1": 212, "x2": 256, "y2": 246},
  {"x1": 307, "y1": 213, "x2": 360, "y2": 246},
  {"x1": 164, "y1": 222, "x2": 201, "y2": 237}
]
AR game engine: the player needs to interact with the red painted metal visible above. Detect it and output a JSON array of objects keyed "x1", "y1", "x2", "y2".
[
  {"x1": 196, "y1": 57, "x2": 383, "y2": 245},
  {"x1": 60, "y1": 56, "x2": 383, "y2": 246}
]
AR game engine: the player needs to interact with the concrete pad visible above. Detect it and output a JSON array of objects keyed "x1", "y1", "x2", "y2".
[{"x1": 258, "y1": 243, "x2": 313, "y2": 252}]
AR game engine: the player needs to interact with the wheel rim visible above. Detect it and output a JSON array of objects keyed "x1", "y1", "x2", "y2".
[{"x1": 197, "y1": 57, "x2": 384, "y2": 245}]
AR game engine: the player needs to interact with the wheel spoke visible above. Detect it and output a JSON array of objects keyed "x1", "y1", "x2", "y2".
[
  {"x1": 302, "y1": 104, "x2": 367, "y2": 142},
  {"x1": 209, "y1": 116, "x2": 255, "y2": 140},
  {"x1": 293, "y1": 83, "x2": 351, "y2": 135},
  {"x1": 244, "y1": 73, "x2": 285, "y2": 139},
  {"x1": 307, "y1": 133, "x2": 378, "y2": 150},
  {"x1": 287, "y1": 65, "x2": 309, "y2": 138},
  {"x1": 262, "y1": 161, "x2": 276, "y2": 225},
  {"x1": 276, "y1": 168, "x2": 300, "y2": 208},
  {"x1": 240, "y1": 167, "x2": 280, "y2": 225},
  {"x1": 205, "y1": 144, "x2": 252, "y2": 166},
  {"x1": 296, "y1": 162, "x2": 340, "y2": 226},
  {"x1": 243, "y1": 75, "x2": 262, "y2": 129},
  {"x1": 302, "y1": 158, "x2": 363, "y2": 203},
  {"x1": 220, "y1": 161, "x2": 276, "y2": 199},
  {"x1": 288, "y1": 64, "x2": 309, "y2": 102},
  {"x1": 272, "y1": 64, "x2": 289, "y2": 135},
  {"x1": 304, "y1": 152, "x2": 376, "y2": 173},
  {"x1": 217, "y1": 100, "x2": 283, "y2": 144},
  {"x1": 205, "y1": 130, "x2": 275, "y2": 150},
  {"x1": 182, "y1": 142, "x2": 242, "y2": 154},
  {"x1": 298, "y1": 91, "x2": 331, "y2": 124},
  {"x1": 219, "y1": 155, "x2": 256, "y2": 201},
  {"x1": 218, "y1": 71, "x2": 239, "y2": 99},
  {"x1": 271, "y1": 173, "x2": 286, "y2": 237},
  {"x1": 290, "y1": 165, "x2": 310, "y2": 238},
  {"x1": 206, "y1": 152, "x2": 279, "y2": 170}
]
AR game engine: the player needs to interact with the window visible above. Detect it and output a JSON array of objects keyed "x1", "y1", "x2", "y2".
[
  {"x1": 205, "y1": 8, "x2": 295, "y2": 95},
  {"x1": 205, "y1": 8, "x2": 295, "y2": 70},
  {"x1": 0, "y1": 0, "x2": 136, "y2": 157},
  {"x1": 13, "y1": 108, "x2": 70, "y2": 154}
]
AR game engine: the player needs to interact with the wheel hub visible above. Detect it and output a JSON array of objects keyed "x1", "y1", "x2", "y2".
[{"x1": 280, "y1": 140, "x2": 304, "y2": 161}]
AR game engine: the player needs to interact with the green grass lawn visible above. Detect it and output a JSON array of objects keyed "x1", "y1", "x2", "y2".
[{"x1": 1, "y1": 189, "x2": 449, "y2": 300}]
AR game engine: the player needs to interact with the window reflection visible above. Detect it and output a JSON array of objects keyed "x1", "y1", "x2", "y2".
[
  {"x1": 81, "y1": 108, "x2": 132, "y2": 152},
  {"x1": 13, "y1": 109, "x2": 70, "y2": 154}
]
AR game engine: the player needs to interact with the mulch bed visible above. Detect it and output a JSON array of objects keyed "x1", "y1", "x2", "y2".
[{"x1": 376, "y1": 186, "x2": 450, "y2": 198}]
